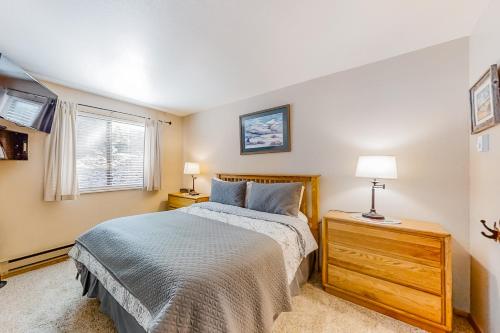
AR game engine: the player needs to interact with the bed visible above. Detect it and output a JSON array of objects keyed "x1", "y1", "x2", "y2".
[{"x1": 69, "y1": 174, "x2": 320, "y2": 333}]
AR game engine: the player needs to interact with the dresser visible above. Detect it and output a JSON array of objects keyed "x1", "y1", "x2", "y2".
[
  {"x1": 322, "y1": 211, "x2": 452, "y2": 333},
  {"x1": 167, "y1": 192, "x2": 209, "y2": 209}
]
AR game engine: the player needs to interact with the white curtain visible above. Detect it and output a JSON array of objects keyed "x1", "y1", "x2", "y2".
[
  {"x1": 144, "y1": 119, "x2": 162, "y2": 191},
  {"x1": 44, "y1": 100, "x2": 78, "y2": 201}
]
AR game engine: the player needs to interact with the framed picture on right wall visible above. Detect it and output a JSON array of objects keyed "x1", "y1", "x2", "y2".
[{"x1": 470, "y1": 64, "x2": 500, "y2": 134}]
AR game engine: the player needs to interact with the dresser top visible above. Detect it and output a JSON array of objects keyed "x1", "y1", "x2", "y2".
[
  {"x1": 170, "y1": 192, "x2": 209, "y2": 199},
  {"x1": 324, "y1": 211, "x2": 450, "y2": 238}
]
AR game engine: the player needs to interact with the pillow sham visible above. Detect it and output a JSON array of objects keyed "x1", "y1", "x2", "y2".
[
  {"x1": 245, "y1": 181, "x2": 304, "y2": 211},
  {"x1": 210, "y1": 178, "x2": 247, "y2": 207},
  {"x1": 247, "y1": 182, "x2": 303, "y2": 216}
]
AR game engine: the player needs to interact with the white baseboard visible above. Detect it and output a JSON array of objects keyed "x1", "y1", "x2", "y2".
[{"x1": 1, "y1": 244, "x2": 74, "y2": 278}]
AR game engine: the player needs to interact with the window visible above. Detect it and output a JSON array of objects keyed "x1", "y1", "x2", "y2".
[{"x1": 76, "y1": 110, "x2": 145, "y2": 193}]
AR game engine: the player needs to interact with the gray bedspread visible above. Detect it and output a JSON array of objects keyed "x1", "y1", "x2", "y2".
[{"x1": 72, "y1": 210, "x2": 292, "y2": 333}]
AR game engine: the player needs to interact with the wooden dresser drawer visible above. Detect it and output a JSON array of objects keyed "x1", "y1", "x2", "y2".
[
  {"x1": 322, "y1": 211, "x2": 452, "y2": 333},
  {"x1": 328, "y1": 222, "x2": 442, "y2": 267},
  {"x1": 328, "y1": 265, "x2": 442, "y2": 323},
  {"x1": 169, "y1": 196, "x2": 194, "y2": 208},
  {"x1": 328, "y1": 243, "x2": 442, "y2": 295},
  {"x1": 167, "y1": 193, "x2": 209, "y2": 209}
]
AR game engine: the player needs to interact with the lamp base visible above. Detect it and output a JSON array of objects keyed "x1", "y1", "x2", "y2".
[
  {"x1": 362, "y1": 211, "x2": 385, "y2": 220},
  {"x1": 189, "y1": 176, "x2": 199, "y2": 196}
]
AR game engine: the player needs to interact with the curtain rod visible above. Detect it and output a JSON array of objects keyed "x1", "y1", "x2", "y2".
[{"x1": 77, "y1": 103, "x2": 172, "y2": 125}]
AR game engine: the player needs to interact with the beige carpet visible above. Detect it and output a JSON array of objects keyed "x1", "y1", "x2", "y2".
[{"x1": 0, "y1": 260, "x2": 472, "y2": 333}]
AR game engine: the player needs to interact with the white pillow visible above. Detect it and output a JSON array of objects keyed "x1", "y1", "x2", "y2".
[
  {"x1": 298, "y1": 185, "x2": 305, "y2": 210},
  {"x1": 297, "y1": 211, "x2": 308, "y2": 224},
  {"x1": 244, "y1": 181, "x2": 253, "y2": 208}
]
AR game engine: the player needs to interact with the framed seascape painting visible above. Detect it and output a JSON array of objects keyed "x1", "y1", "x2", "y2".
[
  {"x1": 470, "y1": 64, "x2": 500, "y2": 134},
  {"x1": 239, "y1": 105, "x2": 290, "y2": 155}
]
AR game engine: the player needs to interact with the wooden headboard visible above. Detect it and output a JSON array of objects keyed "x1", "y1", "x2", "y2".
[{"x1": 216, "y1": 173, "x2": 320, "y2": 240}]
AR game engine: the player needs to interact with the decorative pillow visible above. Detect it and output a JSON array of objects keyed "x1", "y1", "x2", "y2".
[
  {"x1": 246, "y1": 181, "x2": 304, "y2": 211},
  {"x1": 247, "y1": 182, "x2": 303, "y2": 216},
  {"x1": 210, "y1": 178, "x2": 247, "y2": 207}
]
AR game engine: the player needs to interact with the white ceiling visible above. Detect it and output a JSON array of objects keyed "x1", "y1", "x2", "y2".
[{"x1": 0, "y1": 0, "x2": 489, "y2": 116}]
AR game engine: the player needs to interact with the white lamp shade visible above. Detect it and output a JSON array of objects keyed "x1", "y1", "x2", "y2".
[
  {"x1": 184, "y1": 162, "x2": 200, "y2": 175},
  {"x1": 355, "y1": 156, "x2": 397, "y2": 179}
]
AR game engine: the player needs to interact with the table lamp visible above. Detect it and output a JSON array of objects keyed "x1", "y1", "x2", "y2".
[
  {"x1": 184, "y1": 162, "x2": 200, "y2": 195},
  {"x1": 355, "y1": 156, "x2": 397, "y2": 220}
]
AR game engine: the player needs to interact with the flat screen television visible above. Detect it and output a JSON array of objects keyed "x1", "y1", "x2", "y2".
[
  {"x1": 0, "y1": 128, "x2": 28, "y2": 160},
  {"x1": 0, "y1": 54, "x2": 58, "y2": 133}
]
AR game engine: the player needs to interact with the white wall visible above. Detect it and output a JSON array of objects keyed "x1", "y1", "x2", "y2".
[
  {"x1": 469, "y1": 0, "x2": 500, "y2": 331},
  {"x1": 0, "y1": 82, "x2": 183, "y2": 261},
  {"x1": 183, "y1": 38, "x2": 471, "y2": 311}
]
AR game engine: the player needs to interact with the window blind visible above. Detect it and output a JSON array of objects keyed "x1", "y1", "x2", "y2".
[{"x1": 76, "y1": 111, "x2": 145, "y2": 192}]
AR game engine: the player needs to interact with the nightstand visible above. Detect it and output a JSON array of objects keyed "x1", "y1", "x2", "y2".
[
  {"x1": 167, "y1": 192, "x2": 209, "y2": 210},
  {"x1": 322, "y1": 211, "x2": 452, "y2": 333}
]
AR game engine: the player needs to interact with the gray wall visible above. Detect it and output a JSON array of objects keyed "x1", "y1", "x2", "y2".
[
  {"x1": 469, "y1": 0, "x2": 500, "y2": 331},
  {"x1": 183, "y1": 38, "x2": 471, "y2": 311}
]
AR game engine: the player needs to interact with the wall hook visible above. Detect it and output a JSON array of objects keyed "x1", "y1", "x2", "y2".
[{"x1": 480, "y1": 219, "x2": 500, "y2": 242}]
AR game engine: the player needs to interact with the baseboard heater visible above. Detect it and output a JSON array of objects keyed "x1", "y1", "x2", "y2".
[{"x1": 0, "y1": 243, "x2": 74, "y2": 278}]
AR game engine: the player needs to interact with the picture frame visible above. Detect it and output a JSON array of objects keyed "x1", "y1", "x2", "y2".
[
  {"x1": 470, "y1": 64, "x2": 500, "y2": 134},
  {"x1": 239, "y1": 104, "x2": 290, "y2": 155}
]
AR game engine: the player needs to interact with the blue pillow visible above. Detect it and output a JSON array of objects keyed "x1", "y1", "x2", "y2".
[
  {"x1": 247, "y1": 182, "x2": 302, "y2": 216},
  {"x1": 210, "y1": 179, "x2": 247, "y2": 207}
]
